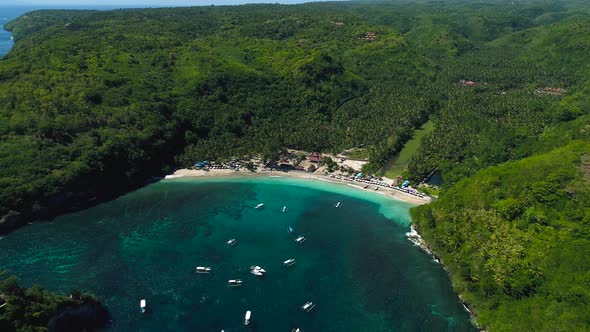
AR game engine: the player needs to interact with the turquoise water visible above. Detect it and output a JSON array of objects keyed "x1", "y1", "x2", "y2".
[{"x1": 0, "y1": 176, "x2": 475, "y2": 331}]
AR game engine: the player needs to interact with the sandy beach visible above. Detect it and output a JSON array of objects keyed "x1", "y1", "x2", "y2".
[{"x1": 165, "y1": 168, "x2": 432, "y2": 206}]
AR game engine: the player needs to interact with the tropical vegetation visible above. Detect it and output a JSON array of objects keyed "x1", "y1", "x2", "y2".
[
  {"x1": 0, "y1": 271, "x2": 110, "y2": 332},
  {"x1": 0, "y1": 0, "x2": 589, "y2": 330}
]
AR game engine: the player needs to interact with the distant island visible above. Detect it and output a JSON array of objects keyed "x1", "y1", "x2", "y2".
[{"x1": 0, "y1": 1, "x2": 589, "y2": 330}]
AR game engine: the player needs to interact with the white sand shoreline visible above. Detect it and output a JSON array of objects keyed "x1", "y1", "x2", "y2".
[{"x1": 165, "y1": 168, "x2": 432, "y2": 206}]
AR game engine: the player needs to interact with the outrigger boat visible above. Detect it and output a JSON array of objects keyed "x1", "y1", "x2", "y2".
[
  {"x1": 301, "y1": 301, "x2": 316, "y2": 312},
  {"x1": 140, "y1": 299, "x2": 146, "y2": 314},
  {"x1": 255, "y1": 203, "x2": 264, "y2": 209},
  {"x1": 282, "y1": 206, "x2": 288, "y2": 212},
  {"x1": 295, "y1": 236, "x2": 306, "y2": 244},
  {"x1": 227, "y1": 279, "x2": 243, "y2": 287},
  {"x1": 250, "y1": 265, "x2": 267, "y2": 276},
  {"x1": 335, "y1": 202, "x2": 341, "y2": 208},
  {"x1": 283, "y1": 258, "x2": 296, "y2": 267},
  {"x1": 195, "y1": 266, "x2": 212, "y2": 273},
  {"x1": 226, "y1": 238, "x2": 237, "y2": 246},
  {"x1": 244, "y1": 310, "x2": 252, "y2": 325}
]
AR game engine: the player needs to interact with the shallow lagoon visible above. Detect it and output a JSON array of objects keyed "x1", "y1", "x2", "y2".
[{"x1": 0, "y1": 177, "x2": 475, "y2": 331}]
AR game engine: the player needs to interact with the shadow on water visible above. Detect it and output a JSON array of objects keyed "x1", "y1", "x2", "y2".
[{"x1": 48, "y1": 302, "x2": 112, "y2": 332}]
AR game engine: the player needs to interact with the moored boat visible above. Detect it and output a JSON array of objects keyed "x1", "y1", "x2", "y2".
[
  {"x1": 226, "y1": 238, "x2": 237, "y2": 246},
  {"x1": 228, "y1": 279, "x2": 243, "y2": 287},
  {"x1": 255, "y1": 203, "x2": 264, "y2": 209},
  {"x1": 195, "y1": 266, "x2": 212, "y2": 273},
  {"x1": 335, "y1": 202, "x2": 341, "y2": 208},
  {"x1": 300, "y1": 301, "x2": 316, "y2": 312},
  {"x1": 295, "y1": 236, "x2": 306, "y2": 243},
  {"x1": 282, "y1": 206, "x2": 288, "y2": 212},
  {"x1": 244, "y1": 310, "x2": 251, "y2": 325},
  {"x1": 283, "y1": 258, "x2": 296, "y2": 267},
  {"x1": 140, "y1": 299, "x2": 146, "y2": 314},
  {"x1": 250, "y1": 265, "x2": 266, "y2": 276}
]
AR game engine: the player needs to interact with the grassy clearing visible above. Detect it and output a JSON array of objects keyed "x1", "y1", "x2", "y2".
[
  {"x1": 341, "y1": 148, "x2": 369, "y2": 160},
  {"x1": 419, "y1": 185, "x2": 440, "y2": 196},
  {"x1": 382, "y1": 120, "x2": 434, "y2": 178}
]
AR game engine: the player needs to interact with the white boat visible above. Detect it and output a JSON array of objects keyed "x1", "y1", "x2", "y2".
[
  {"x1": 255, "y1": 203, "x2": 264, "y2": 209},
  {"x1": 335, "y1": 202, "x2": 341, "y2": 208},
  {"x1": 301, "y1": 301, "x2": 316, "y2": 312},
  {"x1": 250, "y1": 265, "x2": 267, "y2": 276},
  {"x1": 251, "y1": 270, "x2": 264, "y2": 276},
  {"x1": 283, "y1": 258, "x2": 296, "y2": 267},
  {"x1": 244, "y1": 310, "x2": 251, "y2": 325},
  {"x1": 375, "y1": 186, "x2": 379, "y2": 190},
  {"x1": 282, "y1": 206, "x2": 288, "y2": 212},
  {"x1": 195, "y1": 266, "x2": 212, "y2": 273},
  {"x1": 140, "y1": 299, "x2": 146, "y2": 314},
  {"x1": 228, "y1": 279, "x2": 243, "y2": 287},
  {"x1": 295, "y1": 236, "x2": 306, "y2": 243},
  {"x1": 291, "y1": 329, "x2": 301, "y2": 332},
  {"x1": 226, "y1": 238, "x2": 237, "y2": 246},
  {"x1": 251, "y1": 265, "x2": 266, "y2": 273}
]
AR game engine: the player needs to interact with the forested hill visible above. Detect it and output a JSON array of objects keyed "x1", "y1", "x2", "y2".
[
  {"x1": 0, "y1": 1, "x2": 589, "y2": 329},
  {"x1": 408, "y1": 13, "x2": 590, "y2": 329},
  {"x1": 0, "y1": 4, "x2": 436, "y2": 231}
]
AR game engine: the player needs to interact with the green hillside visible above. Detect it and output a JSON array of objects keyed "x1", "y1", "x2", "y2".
[
  {"x1": 0, "y1": 5, "x2": 434, "y2": 230},
  {"x1": 0, "y1": 271, "x2": 110, "y2": 331},
  {"x1": 0, "y1": 1, "x2": 589, "y2": 329},
  {"x1": 412, "y1": 140, "x2": 590, "y2": 331}
]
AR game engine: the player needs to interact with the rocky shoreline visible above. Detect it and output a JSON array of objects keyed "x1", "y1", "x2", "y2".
[
  {"x1": 406, "y1": 223, "x2": 481, "y2": 330},
  {"x1": 405, "y1": 224, "x2": 440, "y2": 263}
]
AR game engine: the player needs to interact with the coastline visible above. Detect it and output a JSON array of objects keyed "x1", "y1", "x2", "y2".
[
  {"x1": 165, "y1": 168, "x2": 432, "y2": 206},
  {"x1": 407, "y1": 223, "x2": 481, "y2": 329},
  {"x1": 166, "y1": 167, "x2": 480, "y2": 327},
  {"x1": 0, "y1": 20, "x2": 14, "y2": 58}
]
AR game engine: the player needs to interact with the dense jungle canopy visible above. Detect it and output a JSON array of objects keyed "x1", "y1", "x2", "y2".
[{"x1": 0, "y1": 0, "x2": 589, "y2": 330}]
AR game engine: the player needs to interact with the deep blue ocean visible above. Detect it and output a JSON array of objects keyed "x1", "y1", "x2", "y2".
[
  {"x1": 0, "y1": 176, "x2": 475, "y2": 331},
  {"x1": 0, "y1": 7, "x2": 23, "y2": 58}
]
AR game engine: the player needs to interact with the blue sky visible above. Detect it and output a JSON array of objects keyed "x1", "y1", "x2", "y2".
[{"x1": 7, "y1": 0, "x2": 314, "y2": 6}]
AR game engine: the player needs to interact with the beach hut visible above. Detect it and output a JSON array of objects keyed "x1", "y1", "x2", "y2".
[{"x1": 308, "y1": 152, "x2": 323, "y2": 163}]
